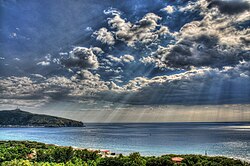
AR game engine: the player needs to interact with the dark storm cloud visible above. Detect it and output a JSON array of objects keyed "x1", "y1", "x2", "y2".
[
  {"x1": 149, "y1": 1, "x2": 250, "y2": 70},
  {"x1": 155, "y1": 34, "x2": 248, "y2": 69},
  {"x1": 207, "y1": 0, "x2": 250, "y2": 15}
]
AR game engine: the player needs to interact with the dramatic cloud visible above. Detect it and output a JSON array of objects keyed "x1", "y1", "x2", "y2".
[
  {"x1": 152, "y1": 2, "x2": 250, "y2": 69},
  {"x1": 1, "y1": 62, "x2": 250, "y2": 106},
  {"x1": 0, "y1": 77, "x2": 44, "y2": 100},
  {"x1": 1, "y1": 0, "x2": 250, "y2": 109},
  {"x1": 95, "y1": 13, "x2": 170, "y2": 47},
  {"x1": 207, "y1": 0, "x2": 250, "y2": 15},
  {"x1": 97, "y1": 63, "x2": 250, "y2": 105},
  {"x1": 61, "y1": 47, "x2": 103, "y2": 70},
  {"x1": 0, "y1": 72, "x2": 109, "y2": 105}
]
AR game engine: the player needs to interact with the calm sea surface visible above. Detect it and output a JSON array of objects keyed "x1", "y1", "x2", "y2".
[{"x1": 0, "y1": 123, "x2": 249, "y2": 161}]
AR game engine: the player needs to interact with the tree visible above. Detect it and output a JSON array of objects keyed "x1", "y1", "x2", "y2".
[{"x1": 1, "y1": 159, "x2": 32, "y2": 166}]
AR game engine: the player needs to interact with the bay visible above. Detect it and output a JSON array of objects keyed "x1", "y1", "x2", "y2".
[{"x1": 0, "y1": 122, "x2": 249, "y2": 162}]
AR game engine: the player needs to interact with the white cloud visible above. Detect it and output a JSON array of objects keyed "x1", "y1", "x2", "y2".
[
  {"x1": 107, "y1": 55, "x2": 121, "y2": 62},
  {"x1": 94, "y1": 13, "x2": 171, "y2": 47},
  {"x1": 93, "y1": 27, "x2": 115, "y2": 45},
  {"x1": 85, "y1": 26, "x2": 93, "y2": 31},
  {"x1": 37, "y1": 61, "x2": 50, "y2": 66},
  {"x1": 59, "y1": 52, "x2": 68, "y2": 56},
  {"x1": 107, "y1": 54, "x2": 135, "y2": 64},
  {"x1": 37, "y1": 54, "x2": 52, "y2": 66},
  {"x1": 14, "y1": 58, "x2": 20, "y2": 61},
  {"x1": 103, "y1": 7, "x2": 121, "y2": 16},
  {"x1": 30, "y1": 74, "x2": 46, "y2": 80},
  {"x1": 163, "y1": 5, "x2": 174, "y2": 14},
  {"x1": 120, "y1": 54, "x2": 135, "y2": 63}
]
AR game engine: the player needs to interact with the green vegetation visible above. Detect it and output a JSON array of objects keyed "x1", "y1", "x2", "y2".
[
  {"x1": 0, "y1": 109, "x2": 84, "y2": 127},
  {"x1": 0, "y1": 141, "x2": 249, "y2": 166}
]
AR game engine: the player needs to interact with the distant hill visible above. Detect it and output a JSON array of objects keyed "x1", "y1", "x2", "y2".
[{"x1": 0, "y1": 109, "x2": 84, "y2": 127}]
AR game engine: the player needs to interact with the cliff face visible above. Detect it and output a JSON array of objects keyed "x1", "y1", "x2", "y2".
[{"x1": 0, "y1": 109, "x2": 84, "y2": 127}]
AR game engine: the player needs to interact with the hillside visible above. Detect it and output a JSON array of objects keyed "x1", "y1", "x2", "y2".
[
  {"x1": 0, "y1": 109, "x2": 84, "y2": 127},
  {"x1": 0, "y1": 141, "x2": 249, "y2": 166}
]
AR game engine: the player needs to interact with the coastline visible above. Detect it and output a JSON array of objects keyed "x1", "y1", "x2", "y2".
[
  {"x1": 0, "y1": 140, "x2": 249, "y2": 166},
  {"x1": 1, "y1": 140, "x2": 249, "y2": 163},
  {"x1": 51, "y1": 142, "x2": 250, "y2": 163}
]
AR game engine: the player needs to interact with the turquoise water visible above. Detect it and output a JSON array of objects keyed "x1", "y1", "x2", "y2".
[{"x1": 0, "y1": 123, "x2": 249, "y2": 161}]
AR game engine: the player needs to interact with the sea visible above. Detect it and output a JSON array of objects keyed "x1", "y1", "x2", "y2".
[{"x1": 0, "y1": 122, "x2": 249, "y2": 162}]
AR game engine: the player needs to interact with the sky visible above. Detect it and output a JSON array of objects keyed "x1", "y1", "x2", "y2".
[{"x1": 0, "y1": 0, "x2": 250, "y2": 122}]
